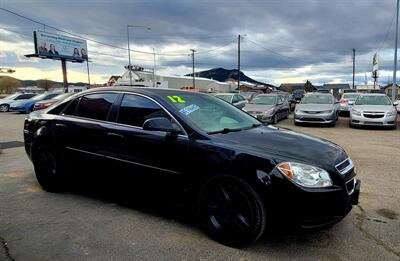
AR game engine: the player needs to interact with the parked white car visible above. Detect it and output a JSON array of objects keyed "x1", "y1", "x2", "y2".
[
  {"x1": 0, "y1": 93, "x2": 37, "y2": 112},
  {"x1": 350, "y1": 93, "x2": 398, "y2": 129}
]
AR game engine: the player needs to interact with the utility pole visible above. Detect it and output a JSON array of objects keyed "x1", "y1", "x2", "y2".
[
  {"x1": 190, "y1": 49, "x2": 196, "y2": 89},
  {"x1": 127, "y1": 25, "x2": 151, "y2": 87},
  {"x1": 392, "y1": 0, "x2": 399, "y2": 101},
  {"x1": 352, "y1": 48, "x2": 356, "y2": 89},
  {"x1": 238, "y1": 34, "x2": 241, "y2": 91},
  {"x1": 153, "y1": 48, "x2": 156, "y2": 87}
]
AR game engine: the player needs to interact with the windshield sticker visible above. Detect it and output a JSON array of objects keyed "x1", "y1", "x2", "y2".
[
  {"x1": 179, "y1": 104, "x2": 199, "y2": 115},
  {"x1": 167, "y1": 95, "x2": 186, "y2": 103}
]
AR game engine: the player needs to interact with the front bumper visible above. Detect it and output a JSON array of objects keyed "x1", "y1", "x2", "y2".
[
  {"x1": 260, "y1": 169, "x2": 360, "y2": 229},
  {"x1": 294, "y1": 112, "x2": 335, "y2": 124},
  {"x1": 350, "y1": 113, "x2": 397, "y2": 126},
  {"x1": 339, "y1": 104, "x2": 352, "y2": 112}
]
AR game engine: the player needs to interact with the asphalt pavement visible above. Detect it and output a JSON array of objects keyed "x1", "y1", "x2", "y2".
[{"x1": 0, "y1": 112, "x2": 399, "y2": 260}]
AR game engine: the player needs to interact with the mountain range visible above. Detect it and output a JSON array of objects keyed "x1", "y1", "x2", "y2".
[{"x1": 185, "y1": 67, "x2": 268, "y2": 85}]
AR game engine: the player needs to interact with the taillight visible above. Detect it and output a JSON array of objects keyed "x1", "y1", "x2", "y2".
[{"x1": 340, "y1": 99, "x2": 348, "y2": 104}]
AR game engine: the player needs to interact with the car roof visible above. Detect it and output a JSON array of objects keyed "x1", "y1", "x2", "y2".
[
  {"x1": 256, "y1": 94, "x2": 278, "y2": 97},
  {"x1": 358, "y1": 93, "x2": 386, "y2": 96},
  {"x1": 304, "y1": 92, "x2": 332, "y2": 96}
]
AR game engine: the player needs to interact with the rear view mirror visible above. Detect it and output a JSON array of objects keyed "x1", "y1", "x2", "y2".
[{"x1": 143, "y1": 117, "x2": 181, "y2": 134}]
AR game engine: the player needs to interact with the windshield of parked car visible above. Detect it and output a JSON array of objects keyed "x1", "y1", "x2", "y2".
[
  {"x1": 3, "y1": 93, "x2": 19, "y2": 100},
  {"x1": 355, "y1": 95, "x2": 392, "y2": 105},
  {"x1": 215, "y1": 94, "x2": 233, "y2": 102},
  {"x1": 343, "y1": 93, "x2": 359, "y2": 100},
  {"x1": 250, "y1": 96, "x2": 276, "y2": 105},
  {"x1": 301, "y1": 95, "x2": 333, "y2": 104},
  {"x1": 162, "y1": 91, "x2": 261, "y2": 134},
  {"x1": 53, "y1": 93, "x2": 72, "y2": 100}
]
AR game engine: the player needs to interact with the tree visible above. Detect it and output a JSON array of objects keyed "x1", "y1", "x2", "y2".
[
  {"x1": 37, "y1": 79, "x2": 53, "y2": 91},
  {"x1": 304, "y1": 80, "x2": 314, "y2": 93},
  {"x1": 0, "y1": 76, "x2": 21, "y2": 94}
]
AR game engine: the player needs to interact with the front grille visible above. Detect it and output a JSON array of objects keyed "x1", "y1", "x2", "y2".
[
  {"x1": 363, "y1": 113, "x2": 384, "y2": 118},
  {"x1": 302, "y1": 111, "x2": 322, "y2": 114},
  {"x1": 365, "y1": 121, "x2": 383, "y2": 125},
  {"x1": 345, "y1": 178, "x2": 355, "y2": 195},
  {"x1": 301, "y1": 117, "x2": 325, "y2": 122},
  {"x1": 247, "y1": 111, "x2": 262, "y2": 114},
  {"x1": 335, "y1": 158, "x2": 354, "y2": 175}
]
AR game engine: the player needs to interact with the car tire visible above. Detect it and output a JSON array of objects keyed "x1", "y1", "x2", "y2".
[
  {"x1": 273, "y1": 114, "x2": 278, "y2": 124},
  {"x1": 198, "y1": 176, "x2": 267, "y2": 248},
  {"x1": 0, "y1": 104, "x2": 9, "y2": 112},
  {"x1": 330, "y1": 121, "x2": 336, "y2": 127},
  {"x1": 32, "y1": 144, "x2": 64, "y2": 192}
]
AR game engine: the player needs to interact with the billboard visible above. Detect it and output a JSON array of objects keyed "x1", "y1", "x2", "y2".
[{"x1": 34, "y1": 31, "x2": 88, "y2": 62}]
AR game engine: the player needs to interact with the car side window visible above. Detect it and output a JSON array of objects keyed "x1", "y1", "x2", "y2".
[
  {"x1": 238, "y1": 95, "x2": 245, "y2": 101},
  {"x1": 73, "y1": 93, "x2": 118, "y2": 121},
  {"x1": 117, "y1": 94, "x2": 170, "y2": 127},
  {"x1": 15, "y1": 94, "x2": 32, "y2": 100},
  {"x1": 232, "y1": 95, "x2": 239, "y2": 103}
]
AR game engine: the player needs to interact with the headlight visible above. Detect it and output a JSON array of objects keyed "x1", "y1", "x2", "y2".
[
  {"x1": 265, "y1": 108, "x2": 275, "y2": 115},
  {"x1": 387, "y1": 110, "x2": 397, "y2": 116},
  {"x1": 276, "y1": 162, "x2": 332, "y2": 188},
  {"x1": 321, "y1": 110, "x2": 333, "y2": 114},
  {"x1": 351, "y1": 109, "x2": 361, "y2": 116}
]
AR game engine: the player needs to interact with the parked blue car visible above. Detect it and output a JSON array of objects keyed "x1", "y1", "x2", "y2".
[{"x1": 10, "y1": 92, "x2": 62, "y2": 113}]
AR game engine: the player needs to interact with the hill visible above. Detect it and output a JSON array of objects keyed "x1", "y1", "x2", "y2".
[{"x1": 185, "y1": 67, "x2": 267, "y2": 85}]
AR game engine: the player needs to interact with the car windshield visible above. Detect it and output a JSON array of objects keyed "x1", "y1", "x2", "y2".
[
  {"x1": 355, "y1": 95, "x2": 392, "y2": 105},
  {"x1": 343, "y1": 93, "x2": 359, "y2": 100},
  {"x1": 163, "y1": 91, "x2": 261, "y2": 134},
  {"x1": 3, "y1": 93, "x2": 19, "y2": 100},
  {"x1": 215, "y1": 94, "x2": 233, "y2": 102},
  {"x1": 301, "y1": 95, "x2": 333, "y2": 104},
  {"x1": 251, "y1": 96, "x2": 276, "y2": 105},
  {"x1": 53, "y1": 93, "x2": 71, "y2": 100}
]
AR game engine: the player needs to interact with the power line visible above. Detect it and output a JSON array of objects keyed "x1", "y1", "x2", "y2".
[{"x1": 377, "y1": 10, "x2": 396, "y2": 52}]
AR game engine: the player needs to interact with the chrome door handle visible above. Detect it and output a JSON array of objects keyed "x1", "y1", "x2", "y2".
[
  {"x1": 55, "y1": 123, "x2": 66, "y2": 128},
  {"x1": 107, "y1": 132, "x2": 124, "y2": 138}
]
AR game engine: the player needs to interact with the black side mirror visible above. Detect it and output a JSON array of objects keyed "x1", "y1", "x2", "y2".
[{"x1": 143, "y1": 117, "x2": 181, "y2": 134}]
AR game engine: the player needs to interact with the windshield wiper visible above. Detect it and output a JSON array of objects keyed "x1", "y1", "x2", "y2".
[
  {"x1": 208, "y1": 124, "x2": 261, "y2": 134},
  {"x1": 207, "y1": 128, "x2": 244, "y2": 135}
]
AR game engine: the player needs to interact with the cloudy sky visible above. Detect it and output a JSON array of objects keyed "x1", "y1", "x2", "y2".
[{"x1": 0, "y1": 0, "x2": 398, "y2": 86}]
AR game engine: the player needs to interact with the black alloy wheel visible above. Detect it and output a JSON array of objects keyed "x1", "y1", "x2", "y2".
[
  {"x1": 199, "y1": 176, "x2": 266, "y2": 247},
  {"x1": 33, "y1": 145, "x2": 64, "y2": 192}
]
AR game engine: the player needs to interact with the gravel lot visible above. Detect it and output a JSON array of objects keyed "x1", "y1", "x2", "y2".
[{"x1": 0, "y1": 112, "x2": 399, "y2": 260}]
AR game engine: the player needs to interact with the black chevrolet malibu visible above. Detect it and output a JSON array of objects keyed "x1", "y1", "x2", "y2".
[{"x1": 24, "y1": 87, "x2": 360, "y2": 247}]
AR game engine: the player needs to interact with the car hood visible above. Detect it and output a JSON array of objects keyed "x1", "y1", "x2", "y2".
[
  {"x1": 211, "y1": 125, "x2": 347, "y2": 170},
  {"x1": 243, "y1": 104, "x2": 275, "y2": 112},
  {"x1": 352, "y1": 105, "x2": 394, "y2": 112},
  {"x1": 296, "y1": 104, "x2": 334, "y2": 111}
]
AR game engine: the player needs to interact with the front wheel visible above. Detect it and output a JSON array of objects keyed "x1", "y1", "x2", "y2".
[
  {"x1": 198, "y1": 176, "x2": 267, "y2": 248},
  {"x1": 273, "y1": 114, "x2": 278, "y2": 124},
  {"x1": 0, "y1": 104, "x2": 9, "y2": 112},
  {"x1": 33, "y1": 145, "x2": 64, "y2": 192}
]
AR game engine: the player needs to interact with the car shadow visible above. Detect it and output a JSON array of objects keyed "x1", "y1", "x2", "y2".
[{"x1": 61, "y1": 165, "x2": 334, "y2": 248}]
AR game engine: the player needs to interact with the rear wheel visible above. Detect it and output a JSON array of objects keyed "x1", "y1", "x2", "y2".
[
  {"x1": 198, "y1": 176, "x2": 266, "y2": 248},
  {"x1": 0, "y1": 104, "x2": 9, "y2": 112},
  {"x1": 33, "y1": 144, "x2": 64, "y2": 192}
]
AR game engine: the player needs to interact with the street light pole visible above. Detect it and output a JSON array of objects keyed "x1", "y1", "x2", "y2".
[
  {"x1": 127, "y1": 25, "x2": 151, "y2": 87},
  {"x1": 190, "y1": 49, "x2": 196, "y2": 89},
  {"x1": 238, "y1": 34, "x2": 241, "y2": 91},
  {"x1": 392, "y1": 0, "x2": 399, "y2": 101}
]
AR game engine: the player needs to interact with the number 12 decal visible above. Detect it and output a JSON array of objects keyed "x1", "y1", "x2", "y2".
[{"x1": 167, "y1": 95, "x2": 186, "y2": 103}]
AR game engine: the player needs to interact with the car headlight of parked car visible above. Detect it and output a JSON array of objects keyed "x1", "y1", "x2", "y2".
[
  {"x1": 387, "y1": 110, "x2": 397, "y2": 117},
  {"x1": 351, "y1": 109, "x2": 362, "y2": 116},
  {"x1": 277, "y1": 162, "x2": 332, "y2": 188},
  {"x1": 265, "y1": 108, "x2": 275, "y2": 115},
  {"x1": 321, "y1": 110, "x2": 334, "y2": 114}
]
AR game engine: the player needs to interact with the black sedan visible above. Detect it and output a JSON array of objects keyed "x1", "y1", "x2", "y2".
[{"x1": 24, "y1": 87, "x2": 360, "y2": 247}]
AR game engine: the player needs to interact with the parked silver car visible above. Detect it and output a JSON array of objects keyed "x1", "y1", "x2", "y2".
[
  {"x1": 0, "y1": 93, "x2": 37, "y2": 112},
  {"x1": 339, "y1": 93, "x2": 359, "y2": 115},
  {"x1": 214, "y1": 93, "x2": 247, "y2": 109},
  {"x1": 242, "y1": 94, "x2": 289, "y2": 124},
  {"x1": 294, "y1": 93, "x2": 339, "y2": 126},
  {"x1": 349, "y1": 93, "x2": 398, "y2": 129}
]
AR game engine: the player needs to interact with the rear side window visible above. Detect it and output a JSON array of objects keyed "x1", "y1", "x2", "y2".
[
  {"x1": 73, "y1": 93, "x2": 118, "y2": 121},
  {"x1": 117, "y1": 94, "x2": 170, "y2": 127},
  {"x1": 232, "y1": 95, "x2": 239, "y2": 103}
]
